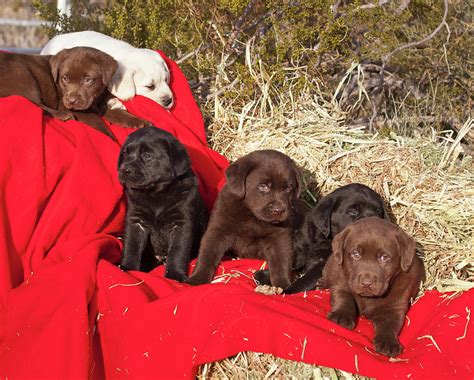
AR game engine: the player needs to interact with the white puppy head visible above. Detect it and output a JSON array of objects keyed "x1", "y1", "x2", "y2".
[{"x1": 109, "y1": 49, "x2": 174, "y2": 109}]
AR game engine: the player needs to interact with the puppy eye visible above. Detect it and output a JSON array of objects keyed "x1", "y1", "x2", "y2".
[
  {"x1": 62, "y1": 75, "x2": 69, "y2": 82},
  {"x1": 285, "y1": 184, "x2": 293, "y2": 193},
  {"x1": 379, "y1": 254, "x2": 391, "y2": 262},
  {"x1": 146, "y1": 84, "x2": 156, "y2": 90},
  {"x1": 258, "y1": 184, "x2": 270, "y2": 193},
  {"x1": 83, "y1": 76, "x2": 94, "y2": 84},
  {"x1": 347, "y1": 208, "x2": 359, "y2": 217},
  {"x1": 141, "y1": 152, "x2": 154, "y2": 161},
  {"x1": 350, "y1": 250, "x2": 361, "y2": 260}
]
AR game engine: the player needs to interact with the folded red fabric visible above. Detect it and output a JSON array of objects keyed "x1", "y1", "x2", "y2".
[{"x1": 0, "y1": 53, "x2": 472, "y2": 379}]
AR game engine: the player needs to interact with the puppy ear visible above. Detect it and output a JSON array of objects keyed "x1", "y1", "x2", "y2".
[
  {"x1": 166, "y1": 137, "x2": 191, "y2": 178},
  {"x1": 109, "y1": 63, "x2": 136, "y2": 101},
  {"x1": 225, "y1": 157, "x2": 255, "y2": 200},
  {"x1": 313, "y1": 195, "x2": 337, "y2": 238},
  {"x1": 382, "y1": 204, "x2": 391, "y2": 221},
  {"x1": 396, "y1": 229, "x2": 416, "y2": 272},
  {"x1": 49, "y1": 49, "x2": 68, "y2": 82},
  {"x1": 291, "y1": 161, "x2": 303, "y2": 198},
  {"x1": 96, "y1": 53, "x2": 118, "y2": 86},
  {"x1": 331, "y1": 226, "x2": 351, "y2": 266}
]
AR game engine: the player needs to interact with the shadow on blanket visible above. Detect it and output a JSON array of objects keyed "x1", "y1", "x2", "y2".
[{"x1": 0, "y1": 53, "x2": 472, "y2": 379}]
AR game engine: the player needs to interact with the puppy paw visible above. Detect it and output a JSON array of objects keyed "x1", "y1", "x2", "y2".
[
  {"x1": 327, "y1": 310, "x2": 356, "y2": 330},
  {"x1": 165, "y1": 272, "x2": 188, "y2": 283},
  {"x1": 253, "y1": 269, "x2": 271, "y2": 286},
  {"x1": 374, "y1": 336, "x2": 403, "y2": 357},
  {"x1": 53, "y1": 110, "x2": 75, "y2": 121},
  {"x1": 185, "y1": 273, "x2": 209, "y2": 286},
  {"x1": 126, "y1": 117, "x2": 153, "y2": 129},
  {"x1": 107, "y1": 97, "x2": 126, "y2": 110},
  {"x1": 255, "y1": 285, "x2": 283, "y2": 295}
]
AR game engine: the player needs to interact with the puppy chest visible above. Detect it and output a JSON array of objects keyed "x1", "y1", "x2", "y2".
[
  {"x1": 233, "y1": 233, "x2": 283, "y2": 259},
  {"x1": 147, "y1": 218, "x2": 180, "y2": 255},
  {"x1": 150, "y1": 229, "x2": 170, "y2": 255}
]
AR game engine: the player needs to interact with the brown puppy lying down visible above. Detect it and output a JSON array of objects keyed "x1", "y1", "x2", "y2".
[
  {"x1": 323, "y1": 217, "x2": 425, "y2": 357},
  {"x1": 187, "y1": 150, "x2": 303, "y2": 288},
  {"x1": 0, "y1": 47, "x2": 151, "y2": 139}
]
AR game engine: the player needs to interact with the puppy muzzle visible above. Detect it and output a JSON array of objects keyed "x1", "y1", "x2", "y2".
[
  {"x1": 161, "y1": 95, "x2": 174, "y2": 109},
  {"x1": 351, "y1": 272, "x2": 387, "y2": 297},
  {"x1": 260, "y1": 203, "x2": 289, "y2": 224},
  {"x1": 118, "y1": 167, "x2": 145, "y2": 185},
  {"x1": 63, "y1": 93, "x2": 92, "y2": 110}
]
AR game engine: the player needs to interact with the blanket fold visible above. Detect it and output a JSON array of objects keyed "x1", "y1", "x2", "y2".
[{"x1": 0, "y1": 53, "x2": 472, "y2": 379}]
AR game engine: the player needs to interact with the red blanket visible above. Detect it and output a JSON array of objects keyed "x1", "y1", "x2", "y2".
[{"x1": 0, "y1": 53, "x2": 472, "y2": 379}]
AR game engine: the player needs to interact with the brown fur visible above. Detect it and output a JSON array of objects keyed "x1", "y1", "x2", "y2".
[
  {"x1": 0, "y1": 50, "x2": 71, "y2": 121},
  {"x1": 186, "y1": 150, "x2": 303, "y2": 288},
  {"x1": 322, "y1": 217, "x2": 425, "y2": 357},
  {"x1": 50, "y1": 47, "x2": 153, "y2": 130},
  {"x1": 0, "y1": 47, "x2": 151, "y2": 139}
]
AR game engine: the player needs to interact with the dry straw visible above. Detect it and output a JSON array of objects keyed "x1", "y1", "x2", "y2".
[{"x1": 198, "y1": 41, "x2": 473, "y2": 378}]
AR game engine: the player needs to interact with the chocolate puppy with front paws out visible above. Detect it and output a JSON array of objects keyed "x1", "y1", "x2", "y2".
[
  {"x1": 118, "y1": 126, "x2": 208, "y2": 281},
  {"x1": 323, "y1": 217, "x2": 425, "y2": 356},
  {"x1": 186, "y1": 150, "x2": 303, "y2": 289},
  {"x1": 255, "y1": 183, "x2": 390, "y2": 293},
  {"x1": 0, "y1": 47, "x2": 150, "y2": 139},
  {"x1": 51, "y1": 47, "x2": 152, "y2": 130}
]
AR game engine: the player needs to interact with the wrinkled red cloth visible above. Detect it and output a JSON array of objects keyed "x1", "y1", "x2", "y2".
[{"x1": 0, "y1": 53, "x2": 472, "y2": 379}]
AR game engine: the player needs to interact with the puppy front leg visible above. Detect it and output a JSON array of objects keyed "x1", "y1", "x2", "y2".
[
  {"x1": 186, "y1": 231, "x2": 231, "y2": 286},
  {"x1": 164, "y1": 225, "x2": 193, "y2": 282},
  {"x1": 327, "y1": 288, "x2": 358, "y2": 330},
  {"x1": 371, "y1": 309, "x2": 407, "y2": 357},
  {"x1": 283, "y1": 260, "x2": 325, "y2": 294},
  {"x1": 72, "y1": 111, "x2": 116, "y2": 141},
  {"x1": 103, "y1": 108, "x2": 152, "y2": 129},
  {"x1": 40, "y1": 104, "x2": 75, "y2": 122},
  {"x1": 253, "y1": 269, "x2": 271, "y2": 286},
  {"x1": 266, "y1": 236, "x2": 293, "y2": 289},
  {"x1": 120, "y1": 222, "x2": 149, "y2": 270}
]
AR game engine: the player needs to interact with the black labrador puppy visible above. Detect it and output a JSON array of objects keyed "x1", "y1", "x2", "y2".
[
  {"x1": 118, "y1": 126, "x2": 208, "y2": 281},
  {"x1": 254, "y1": 183, "x2": 390, "y2": 293}
]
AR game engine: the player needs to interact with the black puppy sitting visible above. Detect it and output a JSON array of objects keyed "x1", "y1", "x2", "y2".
[
  {"x1": 254, "y1": 183, "x2": 390, "y2": 293},
  {"x1": 118, "y1": 126, "x2": 208, "y2": 281}
]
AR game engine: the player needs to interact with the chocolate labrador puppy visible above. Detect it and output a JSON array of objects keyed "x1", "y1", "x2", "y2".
[
  {"x1": 51, "y1": 47, "x2": 152, "y2": 130},
  {"x1": 255, "y1": 183, "x2": 390, "y2": 293},
  {"x1": 323, "y1": 217, "x2": 425, "y2": 356},
  {"x1": 0, "y1": 47, "x2": 150, "y2": 139},
  {"x1": 186, "y1": 150, "x2": 303, "y2": 288},
  {"x1": 118, "y1": 126, "x2": 208, "y2": 281}
]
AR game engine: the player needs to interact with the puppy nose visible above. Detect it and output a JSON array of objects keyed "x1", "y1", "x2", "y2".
[
  {"x1": 359, "y1": 274, "x2": 376, "y2": 288},
  {"x1": 68, "y1": 96, "x2": 78, "y2": 105},
  {"x1": 162, "y1": 96, "x2": 173, "y2": 108},
  {"x1": 121, "y1": 167, "x2": 132, "y2": 175},
  {"x1": 270, "y1": 205, "x2": 286, "y2": 215}
]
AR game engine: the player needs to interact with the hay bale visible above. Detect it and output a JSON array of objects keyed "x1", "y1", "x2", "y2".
[
  {"x1": 208, "y1": 98, "x2": 473, "y2": 291},
  {"x1": 198, "y1": 352, "x2": 371, "y2": 379},
  {"x1": 198, "y1": 50, "x2": 473, "y2": 378}
]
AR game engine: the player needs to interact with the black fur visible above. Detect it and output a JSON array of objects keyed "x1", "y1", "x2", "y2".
[
  {"x1": 254, "y1": 183, "x2": 390, "y2": 293},
  {"x1": 118, "y1": 126, "x2": 208, "y2": 281}
]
